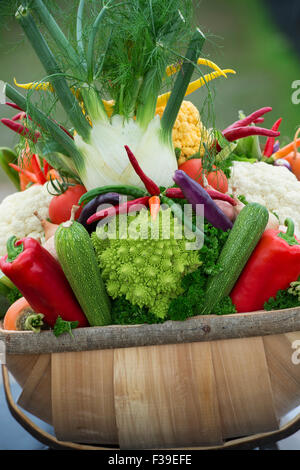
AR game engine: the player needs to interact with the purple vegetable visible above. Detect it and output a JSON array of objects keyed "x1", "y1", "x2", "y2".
[
  {"x1": 274, "y1": 159, "x2": 292, "y2": 171},
  {"x1": 77, "y1": 192, "x2": 122, "y2": 233},
  {"x1": 173, "y1": 170, "x2": 233, "y2": 231},
  {"x1": 273, "y1": 140, "x2": 280, "y2": 154}
]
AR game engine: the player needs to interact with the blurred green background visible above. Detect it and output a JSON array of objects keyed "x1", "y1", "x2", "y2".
[{"x1": 0, "y1": 0, "x2": 299, "y2": 195}]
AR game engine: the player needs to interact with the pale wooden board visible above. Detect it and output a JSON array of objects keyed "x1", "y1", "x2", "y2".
[
  {"x1": 211, "y1": 336, "x2": 279, "y2": 439},
  {"x1": 17, "y1": 354, "x2": 52, "y2": 425},
  {"x1": 114, "y1": 342, "x2": 223, "y2": 449},
  {"x1": 51, "y1": 350, "x2": 118, "y2": 444},
  {"x1": 263, "y1": 334, "x2": 300, "y2": 419}
]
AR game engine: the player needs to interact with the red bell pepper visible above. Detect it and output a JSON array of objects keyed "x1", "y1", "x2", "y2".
[
  {"x1": 230, "y1": 218, "x2": 300, "y2": 313},
  {"x1": 0, "y1": 236, "x2": 88, "y2": 328}
]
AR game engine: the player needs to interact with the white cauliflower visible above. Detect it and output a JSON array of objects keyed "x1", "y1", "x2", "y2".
[
  {"x1": 228, "y1": 161, "x2": 300, "y2": 235},
  {"x1": 0, "y1": 183, "x2": 53, "y2": 256}
]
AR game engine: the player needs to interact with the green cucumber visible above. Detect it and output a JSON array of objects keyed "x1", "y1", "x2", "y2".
[
  {"x1": 55, "y1": 210, "x2": 111, "y2": 326},
  {"x1": 200, "y1": 203, "x2": 269, "y2": 315}
]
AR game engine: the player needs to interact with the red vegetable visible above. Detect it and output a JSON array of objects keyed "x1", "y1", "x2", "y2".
[
  {"x1": 230, "y1": 218, "x2": 300, "y2": 313},
  {"x1": 0, "y1": 118, "x2": 41, "y2": 143},
  {"x1": 263, "y1": 118, "x2": 282, "y2": 157},
  {"x1": 124, "y1": 145, "x2": 160, "y2": 196},
  {"x1": 87, "y1": 196, "x2": 150, "y2": 224},
  {"x1": 0, "y1": 236, "x2": 88, "y2": 328},
  {"x1": 178, "y1": 158, "x2": 228, "y2": 193},
  {"x1": 49, "y1": 184, "x2": 87, "y2": 224},
  {"x1": 165, "y1": 186, "x2": 236, "y2": 206}
]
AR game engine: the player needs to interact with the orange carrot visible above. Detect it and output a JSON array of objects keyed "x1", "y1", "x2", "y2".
[
  {"x1": 149, "y1": 195, "x2": 161, "y2": 221},
  {"x1": 273, "y1": 137, "x2": 300, "y2": 160},
  {"x1": 3, "y1": 297, "x2": 44, "y2": 332}
]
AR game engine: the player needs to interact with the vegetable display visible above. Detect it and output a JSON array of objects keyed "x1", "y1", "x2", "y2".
[{"x1": 0, "y1": 0, "x2": 300, "y2": 334}]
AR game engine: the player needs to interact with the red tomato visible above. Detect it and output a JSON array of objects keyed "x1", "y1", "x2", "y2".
[
  {"x1": 49, "y1": 184, "x2": 87, "y2": 224},
  {"x1": 178, "y1": 159, "x2": 228, "y2": 193}
]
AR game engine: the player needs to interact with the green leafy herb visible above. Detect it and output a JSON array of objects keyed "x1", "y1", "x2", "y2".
[
  {"x1": 53, "y1": 316, "x2": 79, "y2": 337},
  {"x1": 167, "y1": 222, "x2": 235, "y2": 320},
  {"x1": 111, "y1": 297, "x2": 164, "y2": 325},
  {"x1": 264, "y1": 289, "x2": 300, "y2": 311}
]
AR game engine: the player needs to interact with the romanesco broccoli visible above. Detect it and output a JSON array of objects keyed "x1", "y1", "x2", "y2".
[{"x1": 91, "y1": 208, "x2": 201, "y2": 319}]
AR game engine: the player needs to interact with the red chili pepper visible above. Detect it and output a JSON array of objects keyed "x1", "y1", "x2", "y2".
[
  {"x1": 223, "y1": 107, "x2": 272, "y2": 133},
  {"x1": 11, "y1": 111, "x2": 29, "y2": 122},
  {"x1": 87, "y1": 196, "x2": 150, "y2": 224},
  {"x1": 165, "y1": 188, "x2": 186, "y2": 199},
  {"x1": 165, "y1": 187, "x2": 237, "y2": 206},
  {"x1": 263, "y1": 118, "x2": 282, "y2": 157},
  {"x1": 124, "y1": 145, "x2": 160, "y2": 196},
  {"x1": 0, "y1": 118, "x2": 41, "y2": 143},
  {"x1": 31, "y1": 154, "x2": 47, "y2": 184},
  {"x1": 5, "y1": 102, "x2": 23, "y2": 111},
  {"x1": 8, "y1": 163, "x2": 39, "y2": 184},
  {"x1": 230, "y1": 218, "x2": 300, "y2": 313},
  {"x1": 0, "y1": 236, "x2": 88, "y2": 328},
  {"x1": 223, "y1": 125, "x2": 280, "y2": 142},
  {"x1": 149, "y1": 195, "x2": 161, "y2": 221}
]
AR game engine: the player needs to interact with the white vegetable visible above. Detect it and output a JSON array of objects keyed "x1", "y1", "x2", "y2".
[
  {"x1": 0, "y1": 183, "x2": 53, "y2": 256},
  {"x1": 228, "y1": 161, "x2": 300, "y2": 233},
  {"x1": 75, "y1": 115, "x2": 177, "y2": 190}
]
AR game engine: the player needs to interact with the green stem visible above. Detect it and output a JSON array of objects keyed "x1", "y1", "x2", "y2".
[
  {"x1": 6, "y1": 236, "x2": 24, "y2": 263},
  {"x1": 23, "y1": 313, "x2": 44, "y2": 333},
  {"x1": 16, "y1": 6, "x2": 90, "y2": 140},
  {"x1": 80, "y1": 86, "x2": 108, "y2": 123},
  {"x1": 87, "y1": 1, "x2": 112, "y2": 82},
  {"x1": 160, "y1": 29, "x2": 205, "y2": 141},
  {"x1": 5, "y1": 84, "x2": 83, "y2": 167},
  {"x1": 76, "y1": 0, "x2": 86, "y2": 64},
  {"x1": 135, "y1": 69, "x2": 163, "y2": 130},
  {"x1": 30, "y1": 0, "x2": 85, "y2": 75},
  {"x1": 278, "y1": 218, "x2": 299, "y2": 246}
]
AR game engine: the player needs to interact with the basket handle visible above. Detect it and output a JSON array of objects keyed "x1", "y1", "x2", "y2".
[{"x1": 2, "y1": 363, "x2": 300, "y2": 450}]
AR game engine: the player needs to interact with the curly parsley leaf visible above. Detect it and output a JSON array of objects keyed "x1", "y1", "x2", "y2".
[{"x1": 53, "y1": 316, "x2": 79, "y2": 337}]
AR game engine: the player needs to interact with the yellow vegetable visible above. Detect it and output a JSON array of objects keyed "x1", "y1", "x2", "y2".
[{"x1": 155, "y1": 100, "x2": 212, "y2": 164}]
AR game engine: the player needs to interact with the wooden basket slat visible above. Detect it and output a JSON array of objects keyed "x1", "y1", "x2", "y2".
[
  {"x1": 17, "y1": 354, "x2": 52, "y2": 425},
  {"x1": 51, "y1": 349, "x2": 118, "y2": 444},
  {"x1": 114, "y1": 342, "x2": 223, "y2": 449},
  {"x1": 211, "y1": 336, "x2": 279, "y2": 439},
  {"x1": 263, "y1": 334, "x2": 300, "y2": 419}
]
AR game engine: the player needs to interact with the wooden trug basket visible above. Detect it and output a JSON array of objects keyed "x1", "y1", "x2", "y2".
[{"x1": 1, "y1": 308, "x2": 300, "y2": 450}]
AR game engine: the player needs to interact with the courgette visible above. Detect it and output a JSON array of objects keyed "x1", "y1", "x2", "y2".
[
  {"x1": 200, "y1": 202, "x2": 269, "y2": 315},
  {"x1": 55, "y1": 208, "x2": 111, "y2": 326}
]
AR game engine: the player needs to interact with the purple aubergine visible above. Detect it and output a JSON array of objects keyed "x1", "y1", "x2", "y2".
[
  {"x1": 173, "y1": 170, "x2": 233, "y2": 231},
  {"x1": 77, "y1": 193, "x2": 122, "y2": 233},
  {"x1": 274, "y1": 159, "x2": 292, "y2": 171}
]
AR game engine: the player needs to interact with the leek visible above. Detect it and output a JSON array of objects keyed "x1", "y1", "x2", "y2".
[{"x1": 3, "y1": 0, "x2": 208, "y2": 190}]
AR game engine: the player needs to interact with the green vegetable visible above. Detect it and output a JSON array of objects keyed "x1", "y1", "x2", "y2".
[
  {"x1": 111, "y1": 297, "x2": 163, "y2": 325},
  {"x1": 55, "y1": 211, "x2": 111, "y2": 326},
  {"x1": 0, "y1": 148, "x2": 20, "y2": 190},
  {"x1": 167, "y1": 222, "x2": 235, "y2": 319},
  {"x1": 53, "y1": 316, "x2": 79, "y2": 337},
  {"x1": 200, "y1": 203, "x2": 269, "y2": 315},
  {"x1": 264, "y1": 289, "x2": 300, "y2": 311},
  {"x1": 91, "y1": 208, "x2": 201, "y2": 319}
]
